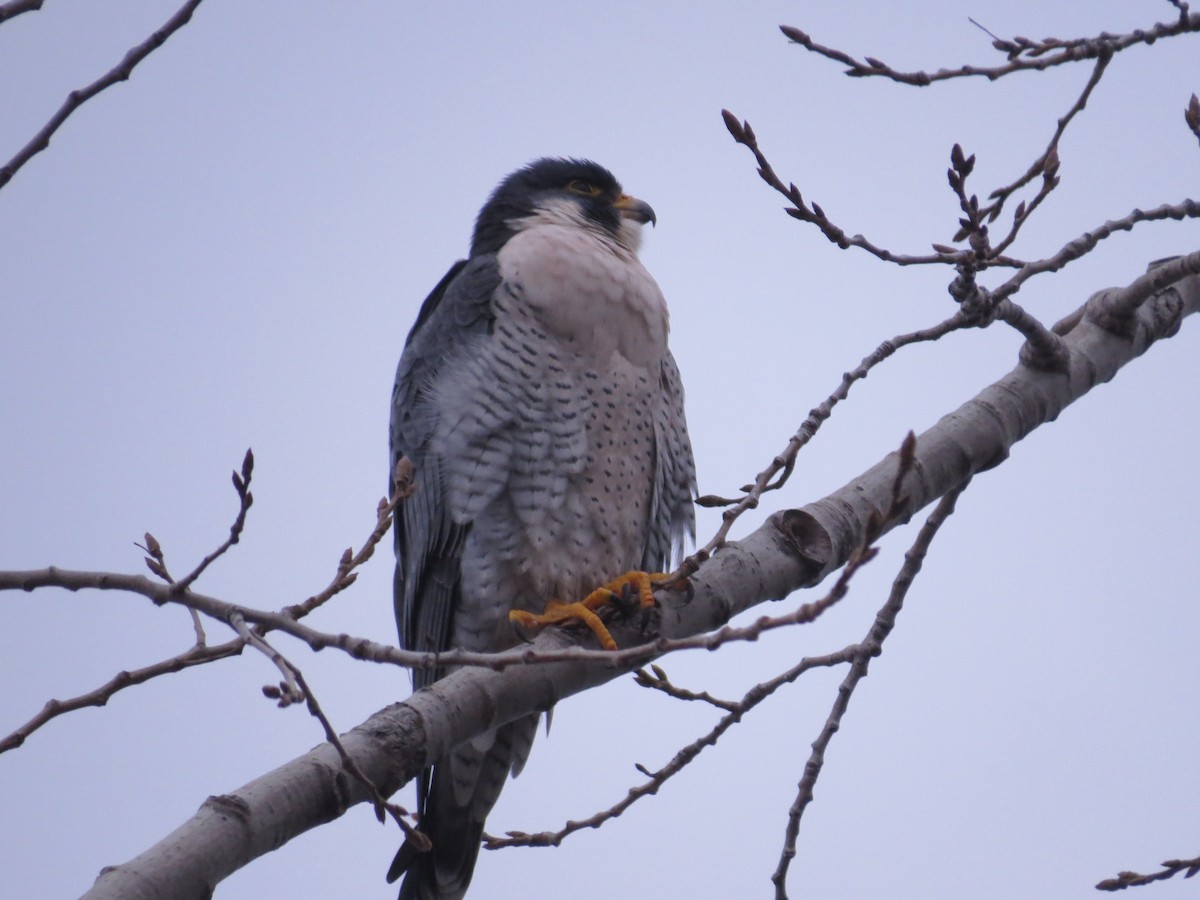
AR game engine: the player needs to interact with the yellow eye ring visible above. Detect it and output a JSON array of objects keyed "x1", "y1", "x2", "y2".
[{"x1": 567, "y1": 179, "x2": 602, "y2": 197}]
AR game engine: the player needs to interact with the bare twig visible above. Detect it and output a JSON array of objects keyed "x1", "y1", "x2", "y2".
[
  {"x1": 771, "y1": 482, "x2": 969, "y2": 899},
  {"x1": 778, "y1": 11, "x2": 1200, "y2": 84},
  {"x1": 173, "y1": 448, "x2": 254, "y2": 592},
  {"x1": 684, "y1": 312, "x2": 970, "y2": 578},
  {"x1": 0, "y1": 0, "x2": 42, "y2": 23},
  {"x1": 0, "y1": 537, "x2": 849, "y2": 757},
  {"x1": 229, "y1": 612, "x2": 304, "y2": 706},
  {"x1": 482, "y1": 648, "x2": 852, "y2": 851},
  {"x1": 0, "y1": 636, "x2": 244, "y2": 753},
  {"x1": 988, "y1": 54, "x2": 1109, "y2": 250},
  {"x1": 0, "y1": 454, "x2": 415, "y2": 753},
  {"x1": 1096, "y1": 854, "x2": 1200, "y2": 891},
  {"x1": 284, "y1": 458, "x2": 414, "y2": 620},
  {"x1": 720, "y1": 111, "x2": 1021, "y2": 270},
  {"x1": 188, "y1": 608, "x2": 207, "y2": 644},
  {"x1": 0, "y1": 0, "x2": 205, "y2": 191},
  {"x1": 231, "y1": 616, "x2": 424, "y2": 845},
  {"x1": 632, "y1": 665, "x2": 738, "y2": 712},
  {"x1": 0, "y1": 565, "x2": 814, "y2": 675},
  {"x1": 730, "y1": 21, "x2": 1198, "y2": 319},
  {"x1": 285, "y1": 663, "x2": 425, "y2": 846},
  {"x1": 992, "y1": 200, "x2": 1200, "y2": 305}
]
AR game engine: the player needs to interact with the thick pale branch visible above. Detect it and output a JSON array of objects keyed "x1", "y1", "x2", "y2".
[
  {"x1": 791, "y1": 262, "x2": 1198, "y2": 581},
  {"x1": 70, "y1": 262, "x2": 1199, "y2": 899},
  {"x1": 487, "y1": 529, "x2": 887, "y2": 852}
]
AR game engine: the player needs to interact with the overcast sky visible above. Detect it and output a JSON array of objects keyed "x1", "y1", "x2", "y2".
[{"x1": 2, "y1": 2, "x2": 1198, "y2": 898}]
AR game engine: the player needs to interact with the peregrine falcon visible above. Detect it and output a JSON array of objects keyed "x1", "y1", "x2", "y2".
[{"x1": 387, "y1": 158, "x2": 696, "y2": 900}]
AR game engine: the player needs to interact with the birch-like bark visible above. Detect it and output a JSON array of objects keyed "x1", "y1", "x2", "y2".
[{"x1": 81, "y1": 259, "x2": 1200, "y2": 899}]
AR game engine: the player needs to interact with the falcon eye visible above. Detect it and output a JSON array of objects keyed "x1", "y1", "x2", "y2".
[{"x1": 567, "y1": 179, "x2": 602, "y2": 197}]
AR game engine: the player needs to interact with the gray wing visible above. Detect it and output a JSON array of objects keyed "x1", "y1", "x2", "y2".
[
  {"x1": 390, "y1": 255, "x2": 499, "y2": 691},
  {"x1": 388, "y1": 256, "x2": 591, "y2": 899},
  {"x1": 643, "y1": 349, "x2": 697, "y2": 571}
]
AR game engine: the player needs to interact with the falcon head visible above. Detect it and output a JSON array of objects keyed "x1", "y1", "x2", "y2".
[{"x1": 470, "y1": 157, "x2": 656, "y2": 258}]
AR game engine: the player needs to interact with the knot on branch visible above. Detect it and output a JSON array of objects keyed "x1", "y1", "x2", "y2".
[
  {"x1": 949, "y1": 270, "x2": 997, "y2": 326},
  {"x1": 1151, "y1": 287, "x2": 1186, "y2": 339}
]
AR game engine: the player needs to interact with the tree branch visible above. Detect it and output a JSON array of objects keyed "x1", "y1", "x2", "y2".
[
  {"x1": 0, "y1": 637, "x2": 244, "y2": 754},
  {"x1": 0, "y1": 457, "x2": 415, "y2": 752},
  {"x1": 484, "y1": 521, "x2": 889, "y2": 852},
  {"x1": 988, "y1": 54, "x2": 1110, "y2": 252},
  {"x1": 54, "y1": 262, "x2": 1199, "y2": 899},
  {"x1": 778, "y1": 10, "x2": 1200, "y2": 84},
  {"x1": 1096, "y1": 853, "x2": 1200, "y2": 891},
  {"x1": 0, "y1": 0, "x2": 42, "y2": 24},
  {"x1": 0, "y1": 0, "x2": 205, "y2": 191}
]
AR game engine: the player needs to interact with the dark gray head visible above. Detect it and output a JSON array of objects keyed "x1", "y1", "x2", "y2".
[{"x1": 470, "y1": 157, "x2": 656, "y2": 257}]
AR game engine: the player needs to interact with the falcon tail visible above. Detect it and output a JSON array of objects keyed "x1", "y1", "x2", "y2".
[{"x1": 388, "y1": 716, "x2": 539, "y2": 900}]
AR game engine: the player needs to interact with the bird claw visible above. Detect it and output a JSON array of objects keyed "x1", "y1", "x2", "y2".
[
  {"x1": 509, "y1": 599, "x2": 618, "y2": 650},
  {"x1": 507, "y1": 570, "x2": 687, "y2": 650}
]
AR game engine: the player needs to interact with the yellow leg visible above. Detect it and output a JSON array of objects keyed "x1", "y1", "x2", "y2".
[{"x1": 508, "y1": 571, "x2": 678, "y2": 650}]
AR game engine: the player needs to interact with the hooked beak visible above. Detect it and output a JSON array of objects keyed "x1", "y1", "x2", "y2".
[{"x1": 614, "y1": 193, "x2": 657, "y2": 227}]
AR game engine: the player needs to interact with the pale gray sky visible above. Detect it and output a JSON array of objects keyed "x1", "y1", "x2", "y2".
[{"x1": 2, "y1": 2, "x2": 1198, "y2": 898}]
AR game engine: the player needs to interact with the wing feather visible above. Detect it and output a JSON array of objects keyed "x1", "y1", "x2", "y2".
[
  {"x1": 390, "y1": 256, "x2": 498, "y2": 691},
  {"x1": 644, "y1": 350, "x2": 697, "y2": 571}
]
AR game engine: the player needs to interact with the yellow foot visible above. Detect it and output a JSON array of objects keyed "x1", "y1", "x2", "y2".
[{"x1": 508, "y1": 571, "x2": 677, "y2": 650}]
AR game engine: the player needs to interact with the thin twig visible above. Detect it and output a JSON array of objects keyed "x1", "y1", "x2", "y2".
[
  {"x1": 988, "y1": 53, "x2": 1110, "y2": 250},
  {"x1": 771, "y1": 482, "x2": 968, "y2": 898},
  {"x1": 720, "y1": 111, "x2": 1022, "y2": 270},
  {"x1": 228, "y1": 612, "x2": 304, "y2": 706},
  {"x1": 285, "y1": 664, "x2": 425, "y2": 845},
  {"x1": 0, "y1": 557, "x2": 883, "y2": 676},
  {"x1": 188, "y1": 608, "x2": 207, "y2": 644},
  {"x1": 284, "y1": 458, "x2": 414, "y2": 620},
  {"x1": 778, "y1": 12, "x2": 1200, "y2": 84},
  {"x1": 173, "y1": 448, "x2": 254, "y2": 592},
  {"x1": 0, "y1": 527, "x2": 846, "y2": 754},
  {"x1": 229, "y1": 618, "x2": 424, "y2": 845},
  {"x1": 1, "y1": 454, "x2": 413, "y2": 753},
  {"x1": 0, "y1": 0, "x2": 205, "y2": 191},
  {"x1": 0, "y1": 0, "x2": 42, "y2": 23},
  {"x1": 0, "y1": 637, "x2": 244, "y2": 753},
  {"x1": 1096, "y1": 853, "x2": 1200, "y2": 891},
  {"x1": 632, "y1": 665, "x2": 738, "y2": 712},
  {"x1": 482, "y1": 648, "x2": 852, "y2": 851},
  {"x1": 992, "y1": 200, "x2": 1200, "y2": 305},
  {"x1": 682, "y1": 312, "x2": 970, "y2": 579}
]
